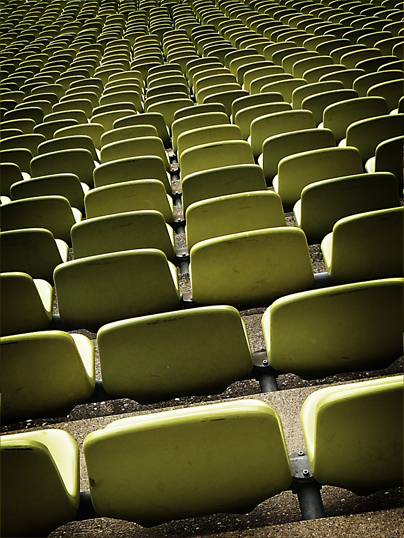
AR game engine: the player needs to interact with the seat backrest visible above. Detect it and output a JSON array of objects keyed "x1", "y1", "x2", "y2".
[
  {"x1": 322, "y1": 206, "x2": 403, "y2": 283},
  {"x1": 374, "y1": 135, "x2": 404, "y2": 192},
  {"x1": 85, "y1": 179, "x2": 174, "y2": 222},
  {"x1": 1, "y1": 228, "x2": 67, "y2": 283},
  {"x1": 83, "y1": 399, "x2": 292, "y2": 525},
  {"x1": 261, "y1": 128, "x2": 335, "y2": 184},
  {"x1": 323, "y1": 96, "x2": 389, "y2": 142},
  {"x1": 182, "y1": 163, "x2": 267, "y2": 210},
  {"x1": 234, "y1": 102, "x2": 292, "y2": 139},
  {"x1": 53, "y1": 123, "x2": 105, "y2": 150},
  {"x1": 1, "y1": 429, "x2": 80, "y2": 537},
  {"x1": 171, "y1": 111, "x2": 229, "y2": 152},
  {"x1": 296, "y1": 172, "x2": 401, "y2": 243},
  {"x1": 97, "y1": 305, "x2": 254, "y2": 402},
  {"x1": 113, "y1": 111, "x2": 171, "y2": 147},
  {"x1": 71, "y1": 210, "x2": 175, "y2": 261},
  {"x1": 291, "y1": 80, "x2": 344, "y2": 109},
  {"x1": 263, "y1": 278, "x2": 404, "y2": 379},
  {"x1": 190, "y1": 227, "x2": 314, "y2": 307},
  {"x1": 180, "y1": 140, "x2": 255, "y2": 180},
  {"x1": 353, "y1": 70, "x2": 404, "y2": 97},
  {"x1": 31, "y1": 148, "x2": 95, "y2": 187},
  {"x1": 250, "y1": 109, "x2": 316, "y2": 158},
  {"x1": 37, "y1": 135, "x2": 98, "y2": 161},
  {"x1": 186, "y1": 190, "x2": 286, "y2": 249},
  {"x1": 147, "y1": 97, "x2": 194, "y2": 129},
  {"x1": 0, "y1": 195, "x2": 80, "y2": 244},
  {"x1": 302, "y1": 88, "x2": 358, "y2": 125},
  {"x1": 100, "y1": 136, "x2": 170, "y2": 170},
  {"x1": 367, "y1": 78, "x2": 404, "y2": 111},
  {"x1": 0, "y1": 272, "x2": 53, "y2": 336},
  {"x1": 345, "y1": 113, "x2": 404, "y2": 162},
  {"x1": 1, "y1": 331, "x2": 95, "y2": 423},
  {"x1": 300, "y1": 375, "x2": 403, "y2": 494},
  {"x1": 177, "y1": 124, "x2": 242, "y2": 159},
  {"x1": 275, "y1": 146, "x2": 363, "y2": 209},
  {"x1": 54, "y1": 249, "x2": 180, "y2": 331}
]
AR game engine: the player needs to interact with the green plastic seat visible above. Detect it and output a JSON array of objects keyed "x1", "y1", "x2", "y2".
[
  {"x1": 0, "y1": 147, "x2": 32, "y2": 176},
  {"x1": 302, "y1": 64, "x2": 347, "y2": 84},
  {"x1": 34, "y1": 118, "x2": 79, "y2": 140},
  {"x1": 365, "y1": 135, "x2": 404, "y2": 193},
  {"x1": 54, "y1": 249, "x2": 180, "y2": 331},
  {"x1": 231, "y1": 92, "x2": 284, "y2": 121},
  {"x1": 182, "y1": 163, "x2": 267, "y2": 210},
  {"x1": 294, "y1": 172, "x2": 401, "y2": 244},
  {"x1": 190, "y1": 227, "x2": 314, "y2": 307},
  {"x1": 177, "y1": 124, "x2": 242, "y2": 159},
  {"x1": 250, "y1": 109, "x2": 316, "y2": 159},
  {"x1": 0, "y1": 162, "x2": 23, "y2": 197},
  {"x1": 0, "y1": 272, "x2": 53, "y2": 336},
  {"x1": 173, "y1": 102, "x2": 226, "y2": 122},
  {"x1": 322, "y1": 96, "x2": 389, "y2": 143},
  {"x1": 234, "y1": 102, "x2": 292, "y2": 140},
  {"x1": 291, "y1": 80, "x2": 344, "y2": 109},
  {"x1": 1, "y1": 228, "x2": 68, "y2": 283},
  {"x1": 31, "y1": 148, "x2": 95, "y2": 187},
  {"x1": 97, "y1": 305, "x2": 254, "y2": 402},
  {"x1": 245, "y1": 66, "x2": 287, "y2": 94},
  {"x1": 44, "y1": 109, "x2": 88, "y2": 124},
  {"x1": 0, "y1": 132, "x2": 46, "y2": 156},
  {"x1": 171, "y1": 111, "x2": 229, "y2": 152},
  {"x1": 10, "y1": 173, "x2": 87, "y2": 213},
  {"x1": 113, "y1": 111, "x2": 171, "y2": 148},
  {"x1": 186, "y1": 190, "x2": 286, "y2": 249},
  {"x1": 100, "y1": 136, "x2": 171, "y2": 171},
  {"x1": 321, "y1": 206, "x2": 403, "y2": 283},
  {"x1": 99, "y1": 89, "x2": 143, "y2": 112},
  {"x1": 196, "y1": 82, "x2": 242, "y2": 105},
  {"x1": 259, "y1": 128, "x2": 335, "y2": 185},
  {"x1": 1, "y1": 330, "x2": 95, "y2": 423},
  {"x1": 180, "y1": 140, "x2": 255, "y2": 181},
  {"x1": 90, "y1": 108, "x2": 136, "y2": 131},
  {"x1": 100, "y1": 124, "x2": 158, "y2": 148},
  {"x1": 37, "y1": 134, "x2": 98, "y2": 161},
  {"x1": 72, "y1": 210, "x2": 175, "y2": 261},
  {"x1": 261, "y1": 78, "x2": 308, "y2": 103},
  {"x1": 83, "y1": 399, "x2": 292, "y2": 525},
  {"x1": 0, "y1": 118, "x2": 38, "y2": 134},
  {"x1": 1, "y1": 429, "x2": 80, "y2": 537},
  {"x1": 274, "y1": 146, "x2": 363, "y2": 209},
  {"x1": 301, "y1": 88, "x2": 358, "y2": 125},
  {"x1": 344, "y1": 113, "x2": 404, "y2": 163},
  {"x1": 0, "y1": 195, "x2": 81, "y2": 245},
  {"x1": 53, "y1": 122, "x2": 105, "y2": 150},
  {"x1": 147, "y1": 97, "x2": 194, "y2": 130},
  {"x1": 300, "y1": 375, "x2": 403, "y2": 494},
  {"x1": 367, "y1": 78, "x2": 404, "y2": 111},
  {"x1": 353, "y1": 70, "x2": 404, "y2": 97}
]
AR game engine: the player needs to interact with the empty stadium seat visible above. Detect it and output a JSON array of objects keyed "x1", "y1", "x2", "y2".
[
  {"x1": 83, "y1": 399, "x2": 292, "y2": 525},
  {"x1": 262, "y1": 278, "x2": 403, "y2": 379}
]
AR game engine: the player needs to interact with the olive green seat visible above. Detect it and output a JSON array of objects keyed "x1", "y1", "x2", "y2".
[
  {"x1": 177, "y1": 124, "x2": 242, "y2": 159},
  {"x1": 186, "y1": 191, "x2": 286, "y2": 250},
  {"x1": 261, "y1": 78, "x2": 308, "y2": 103},
  {"x1": 0, "y1": 162, "x2": 23, "y2": 197},
  {"x1": 90, "y1": 108, "x2": 136, "y2": 131},
  {"x1": 182, "y1": 164, "x2": 268, "y2": 210},
  {"x1": 365, "y1": 135, "x2": 404, "y2": 193},
  {"x1": 231, "y1": 92, "x2": 284, "y2": 121},
  {"x1": 291, "y1": 80, "x2": 344, "y2": 109},
  {"x1": 0, "y1": 132, "x2": 46, "y2": 156},
  {"x1": 10, "y1": 173, "x2": 88, "y2": 213},
  {"x1": 180, "y1": 140, "x2": 255, "y2": 182},
  {"x1": 0, "y1": 272, "x2": 53, "y2": 336},
  {"x1": 100, "y1": 124, "x2": 158, "y2": 147},
  {"x1": 72, "y1": 210, "x2": 176, "y2": 261},
  {"x1": 367, "y1": 78, "x2": 404, "y2": 112},
  {"x1": 37, "y1": 135, "x2": 98, "y2": 162},
  {"x1": 321, "y1": 206, "x2": 403, "y2": 283},
  {"x1": 113, "y1": 112, "x2": 171, "y2": 148},
  {"x1": 53, "y1": 123, "x2": 105, "y2": 150},
  {"x1": 0, "y1": 147, "x2": 32, "y2": 176},
  {"x1": 100, "y1": 136, "x2": 171, "y2": 171},
  {"x1": 262, "y1": 278, "x2": 403, "y2": 379},
  {"x1": 301, "y1": 375, "x2": 403, "y2": 495},
  {"x1": 83, "y1": 399, "x2": 292, "y2": 525},
  {"x1": 1, "y1": 228, "x2": 69, "y2": 283},
  {"x1": 0, "y1": 195, "x2": 81, "y2": 245},
  {"x1": 34, "y1": 119, "x2": 79, "y2": 140},
  {"x1": 147, "y1": 97, "x2": 194, "y2": 130},
  {"x1": 274, "y1": 146, "x2": 363, "y2": 210},
  {"x1": 1, "y1": 429, "x2": 80, "y2": 537},
  {"x1": 85, "y1": 180, "x2": 174, "y2": 222},
  {"x1": 99, "y1": 90, "x2": 143, "y2": 112},
  {"x1": 322, "y1": 96, "x2": 389, "y2": 143},
  {"x1": 173, "y1": 102, "x2": 226, "y2": 122},
  {"x1": 1, "y1": 330, "x2": 95, "y2": 423},
  {"x1": 259, "y1": 128, "x2": 335, "y2": 185},
  {"x1": 54, "y1": 249, "x2": 180, "y2": 331},
  {"x1": 172, "y1": 111, "x2": 229, "y2": 153},
  {"x1": 202, "y1": 88, "x2": 249, "y2": 116},
  {"x1": 31, "y1": 148, "x2": 95, "y2": 187},
  {"x1": 302, "y1": 88, "x2": 358, "y2": 125},
  {"x1": 93, "y1": 155, "x2": 171, "y2": 193},
  {"x1": 196, "y1": 82, "x2": 242, "y2": 105},
  {"x1": 294, "y1": 172, "x2": 401, "y2": 244},
  {"x1": 353, "y1": 70, "x2": 403, "y2": 97},
  {"x1": 250, "y1": 109, "x2": 316, "y2": 160},
  {"x1": 97, "y1": 305, "x2": 254, "y2": 402},
  {"x1": 190, "y1": 227, "x2": 314, "y2": 308},
  {"x1": 343, "y1": 113, "x2": 404, "y2": 163},
  {"x1": 234, "y1": 102, "x2": 292, "y2": 140}
]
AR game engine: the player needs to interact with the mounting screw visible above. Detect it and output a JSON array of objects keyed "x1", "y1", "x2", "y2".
[
  {"x1": 298, "y1": 450, "x2": 305, "y2": 456},
  {"x1": 303, "y1": 469, "x2": 310, "y2": 476},
  {"x1": 262, "y1": 359, "x2": 268, "y2": 365},
  {"x1": 181, "y1": 253, "x2": 187, "y2": 257}
]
